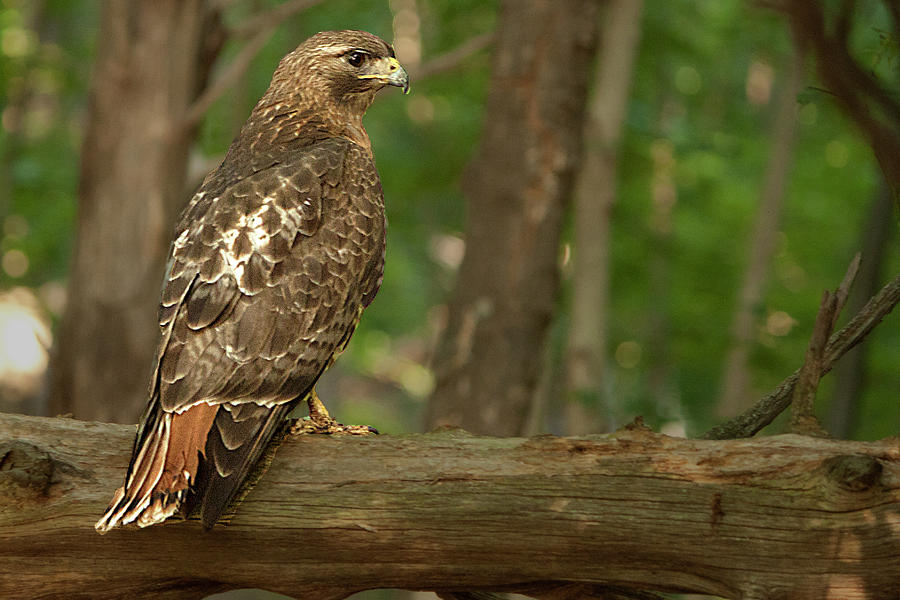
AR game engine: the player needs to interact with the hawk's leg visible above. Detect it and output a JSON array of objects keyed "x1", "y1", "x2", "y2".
[
  {"x1": 290, "y1": 388, "x2": 379, "y2": 436},
  {"x1": 306, "y1": 389, "x2": 333, "y2": 428}
]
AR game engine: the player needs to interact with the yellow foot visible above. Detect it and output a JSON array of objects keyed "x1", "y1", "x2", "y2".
[
  {"x1": 306, "y1": 389, "x2": 333, "y2": 428},
  {"x1": 291, "y1": 389, "x2": 379, "y2": 436},
  {"x1": 290, "y1": 418, "x2": 379, "y2": 436}
]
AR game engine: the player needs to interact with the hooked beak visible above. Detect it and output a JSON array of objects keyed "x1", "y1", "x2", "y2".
[
  {"x1": 385, "y1": 57, "x2": 410, "y2": 94},
  {"x1": 359, "y1": 56, "x2": 410, "y2": 94}
]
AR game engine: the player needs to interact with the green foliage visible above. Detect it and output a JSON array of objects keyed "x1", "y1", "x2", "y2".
[
  {"x1": 594, "y1": 0, "x2": 898, "y2": 438},
  {"x1": 0, "y1": 0, "x2": 97, "y2": 296}
]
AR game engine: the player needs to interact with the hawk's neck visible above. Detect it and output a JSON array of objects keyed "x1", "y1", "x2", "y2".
[{"x1": 249, "y1": 93, "x2": 373, "y2": 155}]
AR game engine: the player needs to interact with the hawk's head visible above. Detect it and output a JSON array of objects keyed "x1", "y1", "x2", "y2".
[{"x1": 269, "y1": 30, "x2": 410, "y2": 113}]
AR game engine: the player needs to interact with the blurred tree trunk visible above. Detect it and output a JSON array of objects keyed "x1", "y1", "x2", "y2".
[
  {"x1": 646, "y1": 137, "x2": 676, "y2": 422},
  {"x1": 563, "y1": 0, "x2": 643, "y2": 436},
  {"x1": 48, "y1": 1, "x2": 220, "y2": 423},
  {"x1": 426, "y1": 0, "x2": 600, "y2": 436},
  {"x1": 827, "y1": 182, "x2": 894, "y2": 437},
  {"x1": 716, "y1": 47, "x2": 804, "y2": 418}
]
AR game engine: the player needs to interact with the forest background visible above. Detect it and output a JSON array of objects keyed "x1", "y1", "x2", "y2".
[{"x1": 0, "y1": 0, "x2": 898, "y2": 597}]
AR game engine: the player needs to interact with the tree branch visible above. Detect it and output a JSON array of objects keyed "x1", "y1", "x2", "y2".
[
  {"x1": 181, "y1": 0, "x2": 325, "y2": 131},
  {"x1": 780, "y1": 0, "x2": 900, "y2": 194},
  {"x1": 790, "y1": 253, "x2": 859, "y2": 436},
  {"x1": 704, "y1": 270, "x2": 900, "y2": 440},
  {"x1": 2, "y1": 412, "x2": 899, "y2": 600},
  {"x1": 408, "y1": 32, "x2": 494, "y2": 81}
]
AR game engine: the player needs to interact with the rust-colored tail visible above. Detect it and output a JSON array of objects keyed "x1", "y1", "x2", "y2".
[{"x1": 95, "y1": 402, "x2": 218, "y2": 533}]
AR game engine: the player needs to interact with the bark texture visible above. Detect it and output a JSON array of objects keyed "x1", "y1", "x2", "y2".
[
  {"x1": 48, "y1": 0, "x2": 219, "y2": 423},
  {"x1": 427, "y1": 0, "x2": 599, "y2": 435},
  {"x1": 2, "y1": 411, "x2": 900, "y2": 600}
]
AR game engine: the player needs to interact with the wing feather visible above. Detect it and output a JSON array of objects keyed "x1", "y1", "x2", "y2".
[{"x1": 185, "y1": 277, "x2": 240, "y2": 330}]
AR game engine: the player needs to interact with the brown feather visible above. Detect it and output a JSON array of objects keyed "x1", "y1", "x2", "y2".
[{"x1": 156, "y1": 403, "x2": 218, "y2": 492}]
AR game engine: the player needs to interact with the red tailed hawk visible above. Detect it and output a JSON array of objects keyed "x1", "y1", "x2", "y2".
[{"x1": 96, "y1": 30, "x2": 409, "y2": 532}]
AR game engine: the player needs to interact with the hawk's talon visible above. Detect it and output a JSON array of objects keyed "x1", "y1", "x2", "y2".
[
  {"x1": 291, "y1": 390, "x2": 379, "y2": 437},
  {"x1": 290, "y1": 417, "x2": 379, "y2": 437}
]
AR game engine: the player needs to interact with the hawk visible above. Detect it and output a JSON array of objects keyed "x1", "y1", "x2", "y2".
[{"x1": 96, "y1": 30, "x2": 409, "y2": 533}]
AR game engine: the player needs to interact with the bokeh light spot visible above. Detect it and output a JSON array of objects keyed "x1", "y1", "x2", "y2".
[
  {"x1": 2, "y1": 249, "x2": 29, "y2": 278},
  {"x1": 615, "y1": 341, "x2": 642, "y2": 369},
  {"x1": 675, "y1": 65, "x2": 702, "y2": 95}
]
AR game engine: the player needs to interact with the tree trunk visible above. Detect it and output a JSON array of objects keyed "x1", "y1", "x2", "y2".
[
  {"x1": 426, "y1": 0, "x2": 599, "y2": 436},
  {"x1": 2, "y1": 412, "x2": 899, "y2": 600},
  {"x1": 564, "y1": 0, "x2": 644, "y2": 435},
  {"x1": 48, "y1": 1, "x2": 219, "y2": 423},
  {"x1": 717, "y1": 47, "x2": 805, "y2": 418}
]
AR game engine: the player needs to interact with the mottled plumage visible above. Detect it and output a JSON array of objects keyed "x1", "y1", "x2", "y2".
[{"x1": 96, "y1": 30, "x2": 408, "y2": 533}]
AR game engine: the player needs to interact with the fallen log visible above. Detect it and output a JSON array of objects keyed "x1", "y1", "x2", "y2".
[{"x1": 1, "y1": 412, "x2": 898, "y2": 599}]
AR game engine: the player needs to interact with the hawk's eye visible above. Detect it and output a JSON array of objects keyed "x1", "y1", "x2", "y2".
[{"x1": 346, "y1": 51, "x2": 366, "y2": 67}]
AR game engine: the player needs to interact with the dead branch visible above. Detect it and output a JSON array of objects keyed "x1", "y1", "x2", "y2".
[
  {"x1": 181, "y1": 4, "x2": 301, "y2": 131},
  {"x1": 704, "y1": 270, "x2": 900, "y2": 440},
  {"x1": 790, "y1": 253, "x2": 859, "y2": 436},
  {"x1": 1, "y1": 412, "x2": 899, "y2": 600}
]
